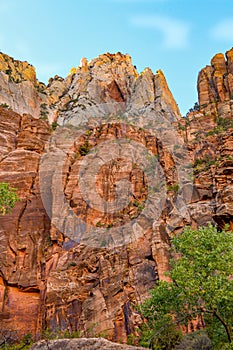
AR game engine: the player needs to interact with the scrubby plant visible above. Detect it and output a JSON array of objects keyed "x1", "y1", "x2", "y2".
[
  {"x1": 0, "y1": 182, "x2": 20, "y2": 215},
  {"x1": 0, "y1": 103, "x2": 10, "y2": 109},
  {"x1": 167, "y1": 183, "x2": 180, "y2": 193}
]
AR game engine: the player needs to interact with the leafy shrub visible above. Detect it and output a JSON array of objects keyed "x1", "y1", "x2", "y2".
[
  {"x1": 138, "y1": 224, "x2": 233, "y2": 348},
  {"x1": 79, "y1": 141, "x2": 91, "y2": 156},
  {"x1": 167, "y1": 183, "x2": 180, "y2": 193},
  {"x1": 40, "y1": 103, "x2": 49, "y2": 121},
  {"x1": 51, "y1": 121, "x2": 58, "y2": 130},
  {"x1": 0, "y1": 103, "x2": 10, "y2": 109},
  {"x1": 0, "y1": 182, "x2": 20, "y2": 215},
  {"x1": 193, "y1": 155, "x2": 216, "y2": 173},
  {"x1": 175, "y1": 331, "x2": 212, "y2": 350}
]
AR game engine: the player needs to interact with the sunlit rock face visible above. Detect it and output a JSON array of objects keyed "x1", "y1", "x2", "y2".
[{"x1": 0, "y1": 50, "x2": 232, "y2": 343}]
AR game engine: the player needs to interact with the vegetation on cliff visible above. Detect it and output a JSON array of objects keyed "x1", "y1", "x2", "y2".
[
  {"x1": 0, "y1": 182, "x2": 20, "y2": 215},
  {"x1": 138, "y1": 225, "x2": 233, "y2": 349},
  {"x1": 0, "y1": 49, "x2": 233, "y2": 350}
]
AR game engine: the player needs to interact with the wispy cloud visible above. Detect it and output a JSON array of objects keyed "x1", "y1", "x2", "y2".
[
  {"x1": 211, "y1": 18, "x2": 233, "y2": 41},
  {"x1": 130, "y1": 14, "x2": 190, "y2": 49}
]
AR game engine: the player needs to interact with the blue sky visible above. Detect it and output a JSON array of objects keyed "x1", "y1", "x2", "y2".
[{"x1": 0, "y1": 0, "x2": 233, "y2": 115}]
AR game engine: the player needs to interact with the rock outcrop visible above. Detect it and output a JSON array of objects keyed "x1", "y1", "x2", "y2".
[
  {"x1": 197, "y1": 48, "x2": 233, "y2": 117},
  {"x1": 30, "y1": 338, "x2": 148, "y2": 350},
  {"x1": 181, "y1": 49, "x2": 233, "y2": 231},
  {"x1": 0, "y1": 49, "x2": 232, "y2": 346},
  {"x1": 0, "y1": 52, "x2": 48, "y2": 118}
]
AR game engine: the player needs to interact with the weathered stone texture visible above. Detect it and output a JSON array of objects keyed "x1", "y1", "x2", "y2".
[
  {"x1": 30, "y1": 338, "x2": 148, "y2": 350},
  {"x1": 0, "y1": 50, "x2": 232, "y2": 345}
]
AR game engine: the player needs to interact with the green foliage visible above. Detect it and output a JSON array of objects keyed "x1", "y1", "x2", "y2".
[
  {"x1": 178, "y1": 122, "x2": 186, "y2": 131},
  {"x1": 5, "y1": 68, "x2": 12, "y2": 75},
  {"x1": 79, "y1": 140, "x2": 90, "y2": 156},
  {"x1": 85, "y1": 129, "x2": 92, "y2": 136},
  {"x1": 207, "y1": 117, "x2": 233, "y2": 136},
  {"x1": 51, "y1": 121, "x2": 58, "y2": 130},
  {"x1": 106, "y1": 223, "x2": 114, "y2": 229},
  {"x1": 220, "y1": 344, "x2": 233, "y2": 350},
  {"x1": 0, "y1": 103, "x2": 10, "y2": 109},
  {"x1": 175, "y1": 331, "x2": 212, "y2": 350},
  {"x1": 35, "y1": 84, "x2": 47, "y2": 94},
  {"x1": 185, "y1": 102, "x2": 200, "y2": 117},
  {"x1": 140, "y1": 316, "x2": 182, "y2": 349},
  {"x1": 40, "y1": 103, "x2": 49, "y2": 121},
  {"x1": 138, "y1": 224, "x2": 233, "y2": 348},
  {"x1": 167, "y1": 183, "x2": 180, "y2": 193},
  {"x1": 0, "y1": 182, "x2": 20, "y2": 215},
  {"x1": 0, "y1": 333, "x2": 33, "y2": 350},
  {"x1": 96, "y1": 221, "x2": 103, "y2": 227},
  {"x1": 173, "y1": 144, "x2": 181, "y2": 151},
  {"x1": 193, "y1": 155, "x2": 216, "y2": 173},
  {"x1": 127, "y1": 333, "x2": 138, "y2": 346},
  {"x1": 216, "y1": 117, "x2": 233, "y2": 130},
  {"x1": 5, "y1": 68, "x2": 13, "y2": 81},
  {"x1": 132, "y1": 200, "x2": 144, "y2": 211}
]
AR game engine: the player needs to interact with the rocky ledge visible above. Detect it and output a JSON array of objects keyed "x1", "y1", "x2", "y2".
[{"x1": 30, "y1": 338, "x2": 148, "y2": 350}]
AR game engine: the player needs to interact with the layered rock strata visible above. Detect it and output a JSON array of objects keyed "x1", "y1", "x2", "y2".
[{"x1": 0, "y1": 50, "x2": 232, "y2": 344}]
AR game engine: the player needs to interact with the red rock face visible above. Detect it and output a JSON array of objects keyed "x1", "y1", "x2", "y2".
[
  {"x1": 0, "y1": 50, "x2": 232, "y2": 343},
  {"x1": 0, "y1": 276, "x2": 40, "y2": 337},
  {"x1": 0, "y1": 108, "x2": 51, "y2": 337},
  {"x1": 197, "y1": 48, "x2": 233, "y2": 117}
]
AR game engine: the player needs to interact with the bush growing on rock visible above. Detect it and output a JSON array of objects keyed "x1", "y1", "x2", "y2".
[
  {"x1": 0, "y1": 182, "x2": 20, "y2": 215},
  {"x1": 138, "y1": 224, "x2": 233, "y2": 349}
]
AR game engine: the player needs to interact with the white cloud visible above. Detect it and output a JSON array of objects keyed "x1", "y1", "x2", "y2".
[
  {"x1": 211, "y1": 18, "x2": 233, "y2": 41},
  {"x1": 130, "y1": 14, "x2": 190, "y2": 49}
]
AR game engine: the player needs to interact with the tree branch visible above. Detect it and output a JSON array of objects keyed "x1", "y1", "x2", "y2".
[{"x1": 213, "y1": 310, "x2": 232, "y2": 343}]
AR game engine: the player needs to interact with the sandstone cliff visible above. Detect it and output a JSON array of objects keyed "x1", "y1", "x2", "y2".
[{"x1": 0, "y1": 50, "x2": 232, "y2": 346}]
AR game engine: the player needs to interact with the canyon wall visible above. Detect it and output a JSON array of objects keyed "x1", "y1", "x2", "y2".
[{"x1": 0, "y1": 50, "x2": 232, "y2": 343}]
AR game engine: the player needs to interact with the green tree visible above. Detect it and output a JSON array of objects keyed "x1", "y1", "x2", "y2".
[
  {"x1": 139, "y1": 224, "x2": 233, "y2": 349},
  {"x1": 0, "y1": 182, "x2": 20, "y2": 215}
]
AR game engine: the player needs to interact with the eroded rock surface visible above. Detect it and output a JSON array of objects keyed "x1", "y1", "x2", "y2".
[
  {"x1": 0, "y1": 50, "x2": 232, "y2": 344},
  {"x1": 30, "y1": 338, "x2": 148, "y2": 350},
  {"x1": 197, "y1": 48, "x2": 233, "y2": 116}
]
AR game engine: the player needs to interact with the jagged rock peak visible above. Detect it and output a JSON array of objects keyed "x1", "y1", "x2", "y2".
[
  {"x1": 0, "y1": 51, "x2": 37, "y2": 84},
  {"x1": 0, "y1": 50, "x2": 181, "y2": 123},
  {"x1": 88, "y1": 52, "x2": 134, "y2": 66},
  {"x1": 197, "y1": 47, "x2": 233, "y2": 108},
  {"x1": 0, "y1": 52, "x2": 48, "y2": 119},
  {"x1": 56, "y1": 51, "x2": 181, "y2": 125},
  {"x1": 154, "y1": 69, "x2": 181, "y2": 117}
]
